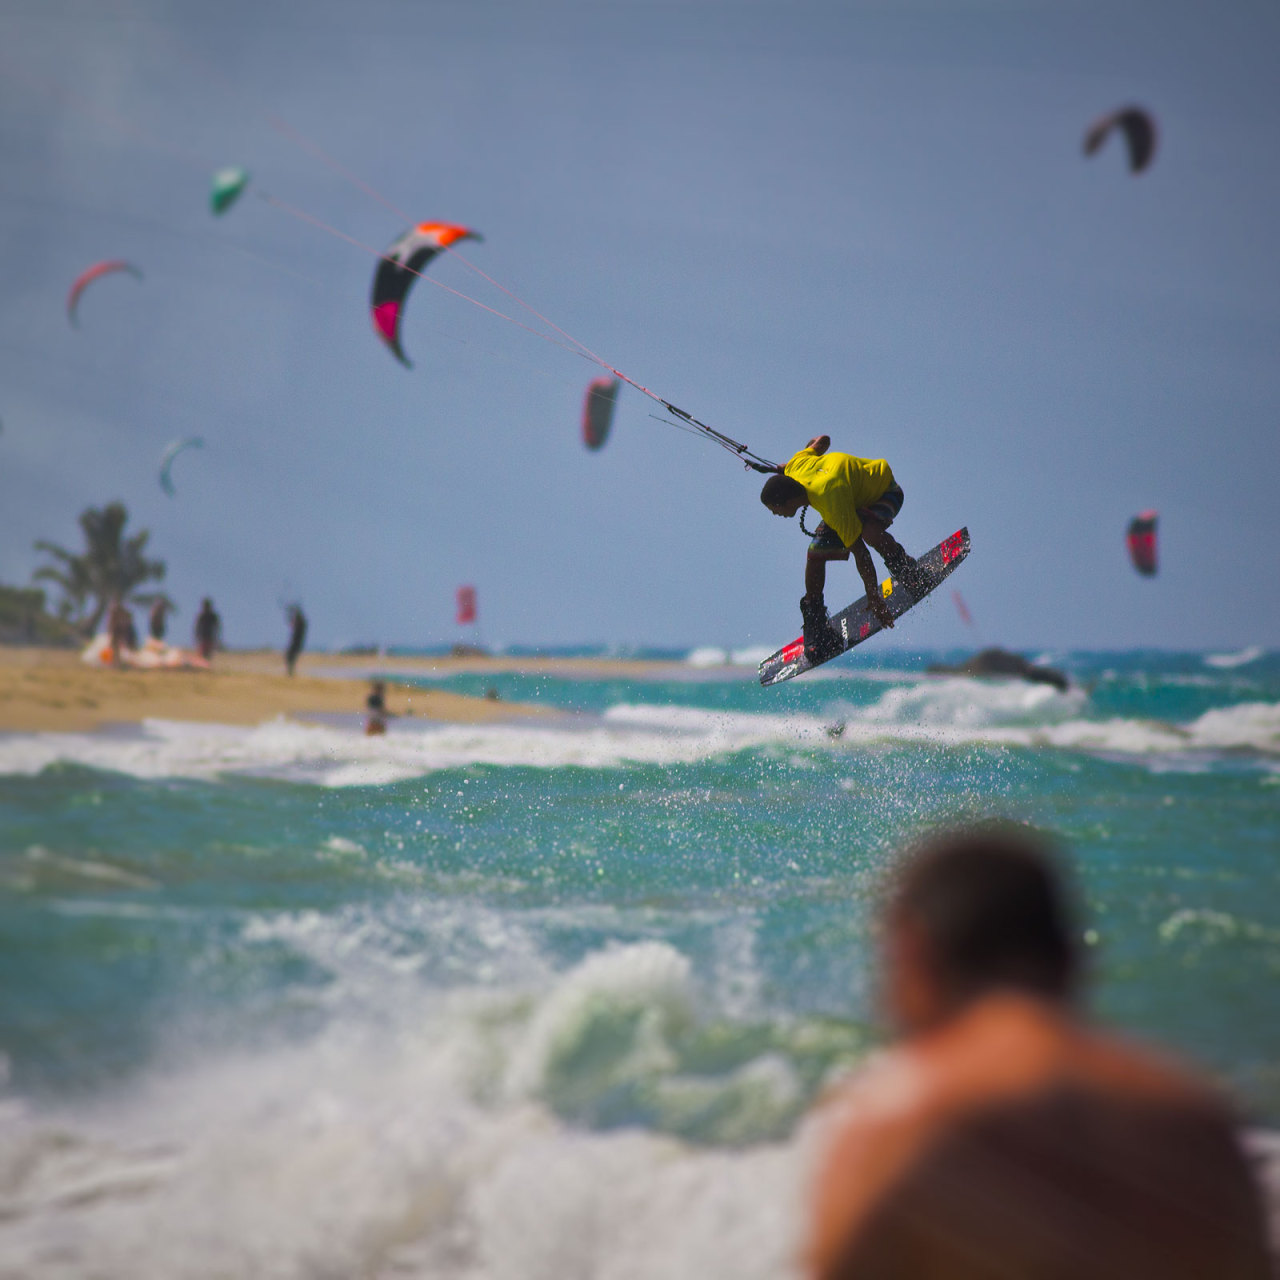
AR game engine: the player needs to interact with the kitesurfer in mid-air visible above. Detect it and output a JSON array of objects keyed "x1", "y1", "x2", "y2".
[{"x1": 761, "y1": 436, "x2": 924, "y2": 662}]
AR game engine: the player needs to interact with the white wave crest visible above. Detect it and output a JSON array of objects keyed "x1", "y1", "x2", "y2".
[
  {"x1": 857, "y1": 676, "x2": 1087, "y2": 729},
  {"x1": 503, "y1": 942, "x2": 694, "y2": 1102},
  {"x1": 1183, "y1": 701, "x2": 1280, "y2": 754},
  {"x1": 0, "y1": 907, "x2": 1274, "y2": 1278},
  {"x1": 0, "y1": 940, "x2": 813, "y2": 1280},
  {"x1": 2, "y1": 686, "x2": 1278, "y2": 787},
  {"x1": 685, "y1": 646, "x2": 729, "y2": 668},
  {"x1": 685, "y1": 645, "x2": 775, "y2": 669},
  {"x1": 1204, "y1": 646, "x2": 1266, "y2": 669},
  {"x1": 0, "y1": 711, "x2": 821, "y2": 787},
  {"x1": 825, "y1": 684, "x2": 1280, "y2": 759}
]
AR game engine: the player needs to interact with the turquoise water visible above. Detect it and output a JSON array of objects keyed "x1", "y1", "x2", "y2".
[{"x1": 1, "y1": 648, "x2": 1277, "y2": 1276}]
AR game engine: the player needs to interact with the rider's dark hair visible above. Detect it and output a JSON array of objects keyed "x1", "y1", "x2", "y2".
[
  {"x1": 887, "y1": 824, "x2": 1082, "y2": 1007},
  {"x1": 760, "y1": 473, "x2": 806, "y2": 508}
]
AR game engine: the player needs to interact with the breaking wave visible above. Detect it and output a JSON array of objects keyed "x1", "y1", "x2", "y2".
[
  {"x1": 1204, "y1": 646, "x2": 1266, "y2": 670},
  {"x1": 1, "y1": 682, "x2": 1277, "y2": 786},
  {"x1": 685, "y1": 645, "x2": 775, "y2": 669},
  {"x1": 0, "y1": 938, "x2": 835, "y2": 1279}
]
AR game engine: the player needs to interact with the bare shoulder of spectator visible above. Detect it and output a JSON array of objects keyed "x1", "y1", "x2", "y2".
[{"x1": 805, "y1": 825, "x2": 1273, "y2": 1280}]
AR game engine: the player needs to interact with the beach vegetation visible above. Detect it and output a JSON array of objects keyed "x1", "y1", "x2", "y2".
[
  {"x1": 0, "y1": 585, "x2": 80, "y2": 646},
  {"x1": 32, "y1": 502, "x2": 169, "y2": 636}
]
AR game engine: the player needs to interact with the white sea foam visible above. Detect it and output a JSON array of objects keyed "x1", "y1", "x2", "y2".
[
  {"x1": 0, "y1": 910, "x2": 1275, "y2": 1277},
  {"x1": 1158, "y1": 908, "x2": 1280, "y2": 948},
  {"x1": 0, "y1": 941, "x2": 817, "y2": 1279},
  {"x1": 684, "y1": 645, "x2": 775, "y2": 669},
  {"x1": 856, "y1": 676, "x2": 1089, "y2": 728},
  {"x1": 685, "y1": 646, "x2": 730, "y2": 668},
  {"x1": 1179, "y1": 701, "x2": 1280, "y2": 751},
  {"x1": 1205, "y1": 645, "x2": 1266, "y2": 669},
  {"x1": 502, "y1": 941, "x2": 694, "y2": 1102},
  {"x1": 838, "y1": 684, "x2": 1280, "y2": 758},
  {"x1": 0, "y1": 712, "x2": 811, "y2": 786},
  {"x1": 320, "y1": 835, "x2": 365, "y2": 857},
  {"x1": 20, "y1": 846, "x2": 159, "y2": 891},
  {"x1": 0, "y1": 846, "x2": 159, "y2": 894},
  {"x1": 2, "y1": 686, "x2": 1278, "y2": 786}
]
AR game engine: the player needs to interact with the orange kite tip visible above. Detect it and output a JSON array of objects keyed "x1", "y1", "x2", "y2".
[{"x1": 414, "y1": 222, "x2": 478, "y2": 247}]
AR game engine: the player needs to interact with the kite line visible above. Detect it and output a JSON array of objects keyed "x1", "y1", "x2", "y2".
[
  {"x1": 437, "y1": 246, "x2": 780, "y2": 471},
  {"x1": 16, "y1": 33, "x2": 783, "y2": 474},
  {"x1": 259, "y1": 185, "x2": 781, "y2": 471},
  {"x1": 188, "y1": 63, "x2": 784, "y2": 472}
]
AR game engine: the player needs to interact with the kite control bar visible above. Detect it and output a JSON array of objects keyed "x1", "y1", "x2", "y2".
[{"x1": 659, "y1": 401, "x2": 779, "y2": 473}]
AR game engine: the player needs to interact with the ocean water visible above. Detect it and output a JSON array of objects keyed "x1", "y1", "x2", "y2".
[{"x1": 1, "y1": 647, "x2": 1278, "y2": 1277}]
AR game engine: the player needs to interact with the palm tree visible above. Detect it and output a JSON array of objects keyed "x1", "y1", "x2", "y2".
[{"x1": 33, "y1": 502, "x2": 169, "y2": 636}]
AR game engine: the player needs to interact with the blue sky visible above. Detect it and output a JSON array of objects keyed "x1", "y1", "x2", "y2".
[{"x1": 2, "y1": 0, "x2": 1277, "y2": 651}]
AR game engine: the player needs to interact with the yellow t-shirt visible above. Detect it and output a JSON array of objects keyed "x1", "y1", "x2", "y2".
[{"x1": 782, "y1": 448, "x2": 894, "y2": 547}]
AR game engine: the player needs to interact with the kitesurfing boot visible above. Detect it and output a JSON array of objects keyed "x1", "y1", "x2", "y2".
[
  {"x1": 880, "y1": 539, "x2": 928, "y2": 602},
  {"x1": 800, "y1": 595, "x2": 842, "y2": 664}
]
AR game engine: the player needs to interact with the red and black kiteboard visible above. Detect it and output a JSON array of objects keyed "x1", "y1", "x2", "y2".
[{"x1": 758, "y1": 528, "x2": 971, "y2": 687}]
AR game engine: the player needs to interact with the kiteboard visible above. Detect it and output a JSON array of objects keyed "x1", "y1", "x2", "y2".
[{"x1": 758, "y1": 528, "x2": 971, "y2": 687}]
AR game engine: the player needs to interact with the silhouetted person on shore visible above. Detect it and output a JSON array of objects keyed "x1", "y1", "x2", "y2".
[
  {"x1": 106, "y1": 596, "x2": 133, "y2": 664},
  {"x1": 284, "y1": 604, "x2": 307, "y2": 676},
  {"x1": 807, "y1": 824, "x2": 1271, "y2": 1280},
  {"x1": 193, "y1": 598, "x2": 221, "y2": 661},
  {"x1": 148, "y1": 598, "x2": 172, "y2": 642}
]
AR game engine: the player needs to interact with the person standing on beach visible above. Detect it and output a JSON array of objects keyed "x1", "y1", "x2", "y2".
[
  {"x1": 106, "y1": 596, "x2": 134, "y2": 664},
  {"x1": 148, "y1": 598, "x2": 172, "y2": 642},
  {"x1": 284, "y1": 604, "x2": 307, "y2": 676},
  {"x1": 806, "y1": 824, "x2": 1272, "y2": 1280},
  {"x1": 193, "y1": 598, "x2": 221, "y2": 662}
]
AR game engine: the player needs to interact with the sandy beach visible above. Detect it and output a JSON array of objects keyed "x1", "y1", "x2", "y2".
[{"x1": 0, "y1": 646, "x2": 581, "y2": 733}]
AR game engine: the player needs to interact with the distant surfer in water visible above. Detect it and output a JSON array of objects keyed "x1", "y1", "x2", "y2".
[
  {"x1": 365, "y1": 680, "x2": 390, "y2": 735},
  {"x1": 761, "y1": 436, "x2": 923, "y2": 662}
]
